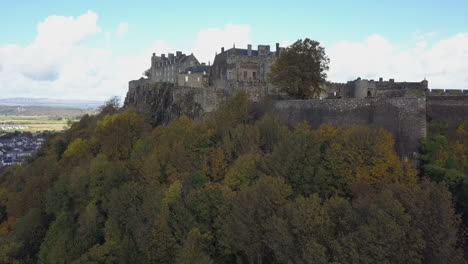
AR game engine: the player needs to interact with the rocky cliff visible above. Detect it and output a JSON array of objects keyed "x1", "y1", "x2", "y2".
[{"x1": 124, "y1": 82, "x2": 204, "y2": 126}]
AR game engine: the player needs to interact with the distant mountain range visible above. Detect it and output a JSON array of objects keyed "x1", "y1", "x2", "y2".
[{"x1": 0, "y1": 98, "x2": 104, "y2": 109}]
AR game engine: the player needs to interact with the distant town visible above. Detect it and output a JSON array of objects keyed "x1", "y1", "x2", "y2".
[
  {"x1": 0, "y1": 132, "x2": 47, "y2": 168},
  {"x1": 0, "y1": 125, "x2": 30, "y2": 131}
]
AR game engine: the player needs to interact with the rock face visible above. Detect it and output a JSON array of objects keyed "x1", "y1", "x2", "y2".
[{"x1": 124, "y1": 82, "x2": 204, "y2": 126}]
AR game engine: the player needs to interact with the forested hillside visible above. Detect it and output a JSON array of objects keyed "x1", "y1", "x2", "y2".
[{"x1": 0, "y1": 92, "x2": 466, "y2": 264}]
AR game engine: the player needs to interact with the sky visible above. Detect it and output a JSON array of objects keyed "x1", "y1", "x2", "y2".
[{"x1": 0, "y1": 0, "x2": 467, "y2": 100}]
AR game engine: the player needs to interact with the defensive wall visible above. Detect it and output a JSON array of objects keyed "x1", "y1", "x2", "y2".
[
  {"x1": 273, "y1": 97, "x2": 427, "y2": 159},
  {"x1": 125, "y1": 80, "x2": 467, "y2": 159},
  {"x1": 426, "y1": 96, "x2": 468, "y2": 124}
]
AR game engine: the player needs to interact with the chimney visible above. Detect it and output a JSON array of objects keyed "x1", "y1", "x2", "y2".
[
  {"x1": 168, "y1": 53, "x2": 174, "y2": 60},
  {"x1": 379, "y1": 77, "x2": 383, "y2": 82},
  {"x1": 221, "y1": 47, "x2": 224, "y2": 53},
  {"x1": 258, "y1": 45, "x2": 270, "y2": 56},
  {"x1": 152, "y1": 52, "x2": 156, "y2": 57},
  {"x1": 276, "y1": 43, "x2": 280, "y2": 51},
  {"x1": 389, "y1": 78, "x2": 395, "y2": 83},
  {"x1": 161, "y1": 54, "x2": 166, "y2": 59},
  {"x1": 247, "y1": 44, "x2": 252, "y2": 56},
  {"x1": 176, "y1": 51, "x2": 182, "y2": 57}
]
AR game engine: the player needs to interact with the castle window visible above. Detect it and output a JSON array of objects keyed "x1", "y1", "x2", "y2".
[
  {"x1": 244, "y1": 71, "x2": 247, "y2": 80},
  {"x1": 185, "y1": 76, "x2": 188, "y2": 83},
  {"x1": 252, "y1": 71, "x2": 256, "y2": 80},
  {"x1": 228, "y1": 71, "x2": 232, "y2": 80},
  {"x1": 197, "y1": 77, "x2": 200, "y2": 82}
]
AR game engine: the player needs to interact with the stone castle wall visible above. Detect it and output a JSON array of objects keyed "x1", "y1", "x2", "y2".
[
  {"x1": 125, "y1": 80, "x2": 467, "y2": 159},
  {"x1": 273, "y1": 98, "x2": 427, "y2": 158},
  {"x1": 427, "y1": 96, "x2": 468, "y2": 124}
]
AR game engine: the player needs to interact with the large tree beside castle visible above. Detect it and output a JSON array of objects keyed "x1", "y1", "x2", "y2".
[{"x1": 270, "y1": 38, "x2": 330, "y2": 99}]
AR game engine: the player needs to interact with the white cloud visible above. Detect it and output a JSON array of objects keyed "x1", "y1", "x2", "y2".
[
  {"x1": 191, "y1": 24, "x2": 251, "y2": 63},
  {"x1": 35, "y1": 10, "x2": 101, "y2": 46},
  {"x1": 280, "y1": 40, "x2": 293, "y2": 48},
  {"x1": 327, "y1": 33, "x2": 468, "y2": 89},
  {"x1": 0, "y1": 11, "x2": 132, "y2": 100},
  {"x1": 1, "y1": 12, "x2": 467, "y2": 102},
  {"x1": 0, "y1": 18, "x2": 254, "y2": 100},
  {"x1": 117, "y1": 22, "x2": 129, "y2": 37}
]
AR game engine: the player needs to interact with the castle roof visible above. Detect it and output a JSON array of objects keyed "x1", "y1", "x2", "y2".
[
  {"x1": 226, "y1": 48, "x2": 260, "y2": 56},
  {"x1": 181, "y1": 65, "x2": 210, "y2": 74}
]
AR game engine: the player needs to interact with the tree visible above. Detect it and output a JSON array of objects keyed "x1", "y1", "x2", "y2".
[
  {"x1": 224, "y1": 153, "x2": 262, "y2": 191},
  {"x1": 391, "y1": 180, "x2": 466, "y2": 264},
  {"x1": 99, "y1": 96, "x2": 121, "y2": 114},
  {"x1": 324, "y1": 127, "x2": 417, "y2": 190},
  {"x1": 264, "y1": 195, "x2": 332, "y2": 264},
  {"x1": 269, "y1": 38, "x2": 330, "y2": 99},
  {"x1": 175, "y1": 228, "x2": 213, "y2": 264},
  {"x1": 219, "y1": 176, "x2": 292, "y2": 264},
  {"x1": 206, "y1": 91, "x2": 254, "y2": 136},
  {"x1": 264, "y1": 123, "x2": 337, "y2": 198},
  {"x1": 96, "y1": 110, "x2": 147, "y2": 161},
  {"x1": 62, "y1": 138, "x2": 90, "y2": 161}
]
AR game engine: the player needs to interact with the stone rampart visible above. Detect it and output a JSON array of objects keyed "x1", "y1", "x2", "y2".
[
  {"x1": 124, "y1": 80, "x2": 467, "y2": 160},
  {"x1": 427, "y1": 96, "x2": 468, "y2": 124},
  {"x1": 273, "y1": 97, "x2": 427, "y2": 158}
]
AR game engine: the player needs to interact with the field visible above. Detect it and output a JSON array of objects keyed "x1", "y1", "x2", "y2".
[
  {"x1": 0, "y1": 105, "x2": 90, "y2": 117},
  {"x1": 0, "y1": 105, "x2": 97, "y2": 132},
  {"x1": 0, "y1": 115, "x2": 76, "y2": 132}
]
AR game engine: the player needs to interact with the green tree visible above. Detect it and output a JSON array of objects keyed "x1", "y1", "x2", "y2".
[
  {"x1": 206, "y1": 91, "x2": 254, "y2": 136},
  {"x1": 175, "y1": 228, "x2": 213, "y2": 264},
  {"x1": 140, "y1": 206, "x2": 178, "y2": 263},
  {"x1": 220, "y1": 176, "x2": 292, "y2": 264},
  {"x1": 264, "y1": 123, "x2": 336, "y2": 198},
  {"x1": 265, "y1": 195, "x2": 331, "y2": 264},
  {"x1": 96, "y1": 110, "x2": 147, "y2": 161},
  {"x1": 63, "y1": 138, "x2": 90, "y2": 161},
  {"x1": 256, "y1": 113, "x2": 289, "y2": 153},
  {"x1": 331, "y1": 189, "x2": 425, "y2": 264},
  {"x1": 142, "y1": 116, "x2": 214, "y2": 185},
  {"x1": 391, "y1": 180, "x2": 466, "y2": 264},
  {"x1": 224, "y1": 153, "x2": 262, "y2": 191},
  {"x1": 38, "y1": 212, "x2": 77, "y2": 264},
  {"x1": 269, "y1": 38, "x2": 330, "y2": 99}
]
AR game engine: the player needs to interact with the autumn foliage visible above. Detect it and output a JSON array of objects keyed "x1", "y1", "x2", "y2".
[{"x1": 0, "y1": 93, "x2": 465, "y2": 263}]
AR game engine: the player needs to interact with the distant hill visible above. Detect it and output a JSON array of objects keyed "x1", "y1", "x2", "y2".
[
  {"x1": 0, "y1": 97, "x2": 103, "y2": 109},
  {"x1": 0, "y1": 105, "x2": 93, "y2": 117}
]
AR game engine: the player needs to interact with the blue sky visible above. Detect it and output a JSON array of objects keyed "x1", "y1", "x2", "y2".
[
  {"x1": 0, "y1": 0, "x2": 467, "y2": 99},
  {"x1": 3, "y1": 0, "x2": 467, "y2": 47}
]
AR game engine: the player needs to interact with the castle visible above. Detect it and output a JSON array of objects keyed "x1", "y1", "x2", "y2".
[
  {"x1": 126, "y1": 42, "x2": 468, "y2": 160},
  {"x1": 136, "y1": 43, "x2": 438, "y2": 99}
]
